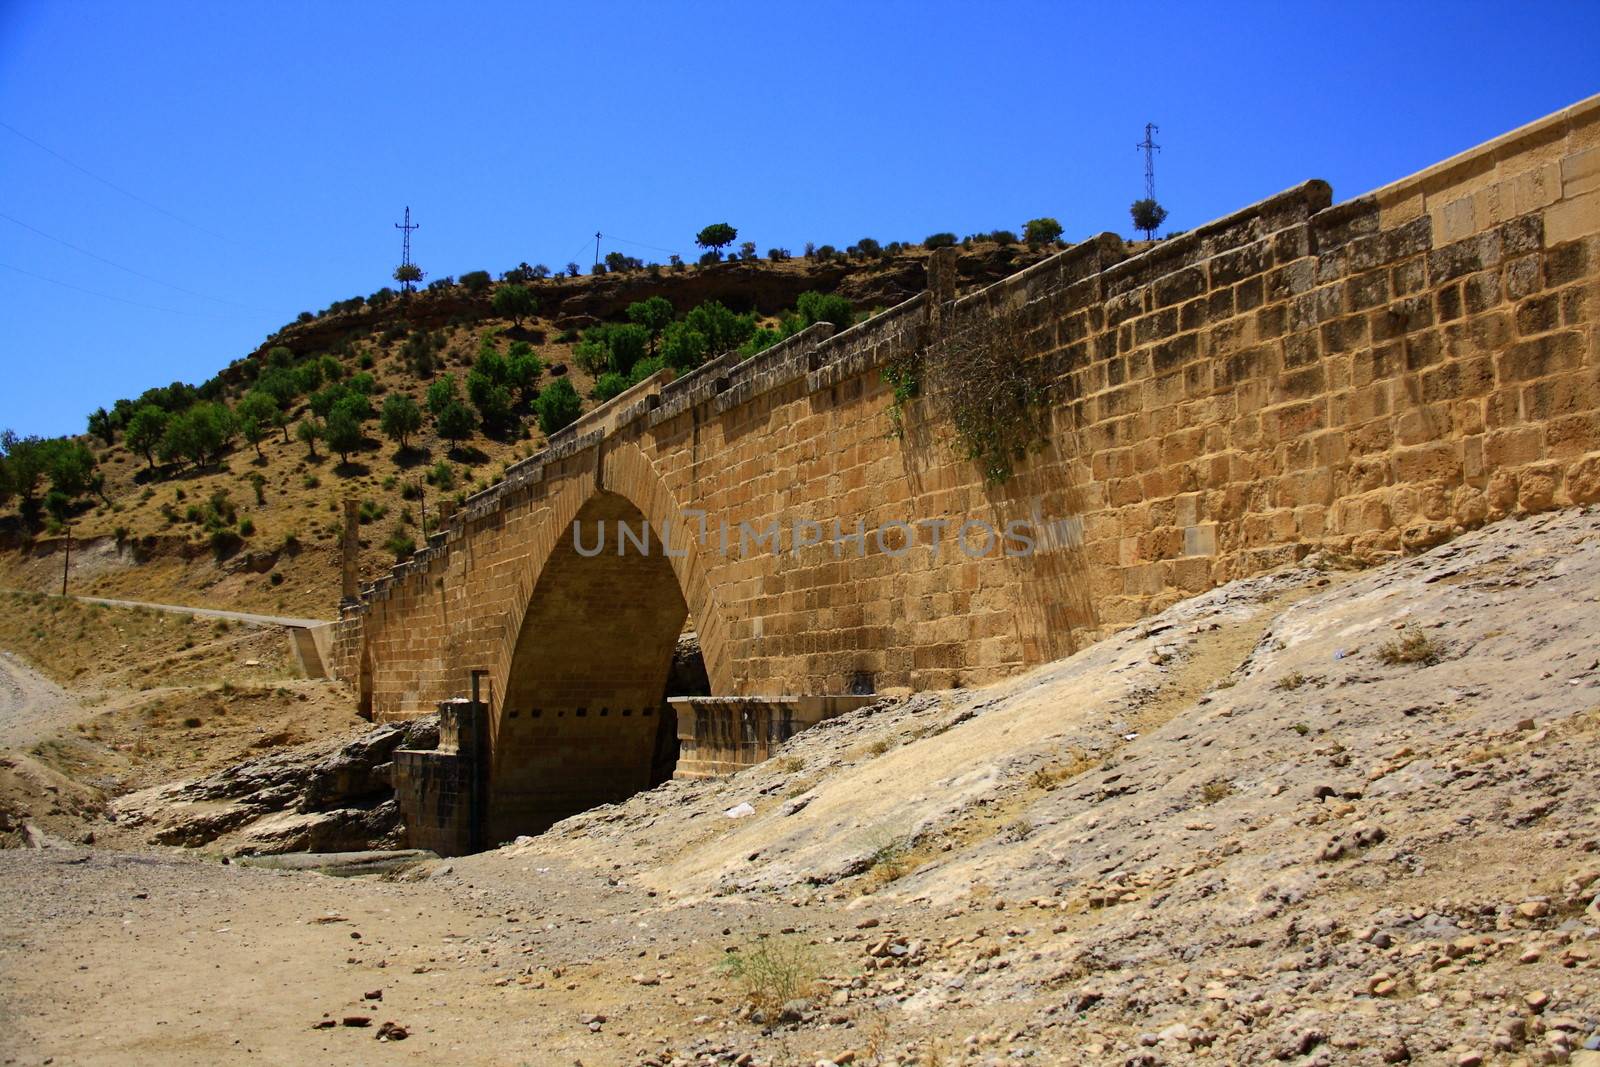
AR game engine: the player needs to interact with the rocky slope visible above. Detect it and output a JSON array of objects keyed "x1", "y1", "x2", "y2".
[{"x1": 1, "y1": 508, "x2": 1597, "y2": 1065}]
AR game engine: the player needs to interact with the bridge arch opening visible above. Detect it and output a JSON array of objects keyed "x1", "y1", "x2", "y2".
[{"x1": 487, "y1": 490, "x2": 703, "y2": 843}]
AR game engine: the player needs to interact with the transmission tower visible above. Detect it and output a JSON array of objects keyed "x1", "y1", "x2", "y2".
[
  {"x1": 395, "y1": 206, "x2": 419, "y2": 291},
  {"x1": 1137, "y1": 123, "x2": 1161, "y2": 201},
  {"x1": 594, "y1": 231, "x2": 602, "y2": 268}
]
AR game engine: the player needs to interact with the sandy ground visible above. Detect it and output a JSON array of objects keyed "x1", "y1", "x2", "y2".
[{"x1": 2, "y1": 509, "x2": 1599, "y2": 1066}]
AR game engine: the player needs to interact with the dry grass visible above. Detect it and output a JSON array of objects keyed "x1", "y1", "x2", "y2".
[
  {"x1": 1027, "y1": 747, "x2": 1099, "y2": 790},
  {"x1": 1378, "y1": 627, "x2": 1443, "y2": 666},
  {"x1": 1200, "y1": 779, "x2": 1234, "y2": 804},
  {"x1": 1274, "y1": 671, "x2": 1307, "y2": 691}
]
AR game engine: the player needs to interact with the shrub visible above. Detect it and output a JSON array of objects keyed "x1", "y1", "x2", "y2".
[
  {"x1": 237, "y1": 516, "x2": 254, "y2": 537},
  {"x1": 718, "y1": 938, "x2": 818, "y2": 1017},
  {"x1": 1023, "y1": 217, "x2": 1064, "y2": 247},
  {"x1": 857, "y1": 237, "x2": 882, "y2": 258},
  {"x1": 923, "y1": 232, "x2": 957, "y2": 249},
  {"x1": 988, "y1": 228, "x2": 1018, "y2": 245},
  {"x1": 460, "y1": 270, "x2": 492, "y2": 294},
  {"x1": 767, "y1": 247, "x2": 791, "y2": 261},
  {"x1": 1377, "y1": 628, "x2": 1442, "y2": 666},
  {"x1": 796, "y1": 291, "x2": 855, "y2": 331},
  {"x1": 426, "y1": 460, "x2": 455, "y2": 490},
  {"x1": 384, "y1": 528, "x2": 416, "y2": 561}
]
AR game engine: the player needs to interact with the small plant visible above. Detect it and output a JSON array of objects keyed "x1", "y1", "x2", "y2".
[
  {"x1": 1274, "y1": 672, "x2": 1307, "y2": 691},
  {"x1": 863, "y1": 828, "x2": 917, "y2": 887},
  {"x1": 1200, "y1": 779, "x2": 1234, "y2": 804},
  {"x1": 181, "y1": 716, "x2": 202, "y2": 729},
  {"x1": 772, "y1": 755, "x2": 804, "y2": 774},
  {"x1": 1291, "y1": 721, "x2": 1311, "y2": 736},
  {"x1": 718, "y1": 938, "x2": 818, "y2": 1018},
  {"x1": 1377, "y1": 627, "x2": 1442, "y2": 666}
]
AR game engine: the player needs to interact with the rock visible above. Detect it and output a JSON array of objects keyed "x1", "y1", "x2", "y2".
[
  {"x1": 1517, "y1": 900, "x2": 1550, "y2": 919},
  {"x1": 1526, "y1": 990, "x2": 1551, "y2": 1012},
  {"x1": 342, "y1": 1016, "x2": 372, "y2": 1027},
  {"x1": 1380, "y1": 1038, "x2": 1411, "y2": 1062},
  {"x1": 778, "y1": 998, "x2": 812, "y2": 1023},
  {"x1": 375, "y1": 1021, "x2": 407, "y2": 1041},
  {"x1": 724, "y1": 802, "x2": 755, "y2": 819}
]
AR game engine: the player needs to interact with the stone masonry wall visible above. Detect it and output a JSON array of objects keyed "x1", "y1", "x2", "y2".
[{"x1": 334, "y1": 95, "x2": 1600, "y2": 730}]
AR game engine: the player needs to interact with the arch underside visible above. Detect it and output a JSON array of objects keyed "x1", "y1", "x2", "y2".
[{"x1": 488, "y1": 491, "x2": 690, "y2": 841}]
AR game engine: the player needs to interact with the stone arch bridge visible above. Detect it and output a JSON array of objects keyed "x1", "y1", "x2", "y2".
[{"x1": 331, "y1": 97, "x2": 1600, "y2": 852}]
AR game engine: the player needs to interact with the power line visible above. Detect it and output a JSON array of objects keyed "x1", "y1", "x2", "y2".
[
  {"x1": 0, "y1": 211, "x2": 268, "y2": 312},
  {"x1": 0, "y1": 260, "x2": 200, "y2": 316},
  {"x1": 0, "y1": 118, "x2": 233, "y2": 243},
  {"x1": 604, "y1": 233, "x2": 681, "y2": 257}
]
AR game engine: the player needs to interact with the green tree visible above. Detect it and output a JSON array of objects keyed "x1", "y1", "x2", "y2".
[
  {"x1": 626, "y1": 296, "x2": 674, "y2": 356},
  {"x1": 427, "y1": 375, "x2": 463, "y2": 421},
  {"x1": 505, "y1": 343, "x2": 544, "y2": 405},
  {"x1": 393, "y1": 262, "x2": 424, "y2": 290},
  {"x1": 491, "y1": 283, "x2": 537, "y2": 326},
  {"x1": 324, "y1": 401, "x2": 364, "y2": 464},
  {"x1": 1, "y1": 432, "x2": 49, "y2": 512},
  {"x1": 124, "y1": 405, "x2": 169, "y2": 470},
  {"x1": 466, "y1": 352, "x2": 516, "y2": 435},
  {"x1": 435, "y1": 398, "x2": 476, "y2": 444},
  {"x1": 695, "y1": 222, "x2": 738, "y2": 261},
  {"x1": 160, "y1": 402, "x2": 236, "y2": 468},
  {"x1": 1023, "y1": 217, "x2": 1064, "y2": 247},
  {"x1": 1130, "y1": 198, "x2": 1169, "y2": 241},
  {"x1": 87, "y1": 406, "x2": 117, "y2": 446},
  {"x1": 296, "y1": 418, "x2": 321, "y2": 458},
  {"x1": 48, "y1": 440, "x2": 97, "y2": 498},
  {"x1": 534, "y1": 378, "x2": 582, "y2": 436},
  {"x1": 236, "y1": 392, "x2": 280, "y2": 459},
  {"x1": 683, "y1": 300, "x2": 754, "y2": 356},
  {"x1": 660, "y1": 320, "x2": 709, "y2": 370},
  {"x1": 379, "y1": 393, "x2": 423, "y2": 450}
]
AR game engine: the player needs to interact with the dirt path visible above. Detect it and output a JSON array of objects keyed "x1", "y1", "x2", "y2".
[
  {"x1": 0, "y1": 650, "x2": 83, "y2": 750},
  {"x1": 64, "y1": 594, "x2": 330, "y2": 629}
]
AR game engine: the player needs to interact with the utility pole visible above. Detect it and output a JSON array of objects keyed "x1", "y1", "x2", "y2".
[
  {"x1": 61, "y1": 524, "x2": 70, "y2": 597},
  {"x1": 395, "y1": 206, "x2": 420, "y2": 291},
  {"x1": 594, "y1": 231, "x2": 602, "y2": 269},
  {"x1": 1137, "y1": 123, "x2": 1161, "y2": 201}
]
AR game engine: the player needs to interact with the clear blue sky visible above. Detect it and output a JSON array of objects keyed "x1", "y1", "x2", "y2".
[{"x1": 2, "y1": 1, "x2": 1596, "y2": 438}]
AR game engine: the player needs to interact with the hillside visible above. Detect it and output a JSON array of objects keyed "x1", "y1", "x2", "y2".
[
  {"x1": 0, "y1": 239, "x2": 1058, "y2": 618},
  {"x1": 2, "y1": 508, "x2": 1596, "y2": 1064}
]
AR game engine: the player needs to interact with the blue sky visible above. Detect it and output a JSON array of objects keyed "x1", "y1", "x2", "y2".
[{"x1": 2, "y1": 1, "x2": 1596, "y2": 438}]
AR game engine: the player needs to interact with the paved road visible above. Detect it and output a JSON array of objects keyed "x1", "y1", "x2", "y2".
[{"x1": 0, "y1": 651, "x2": 81, "y2": 750}]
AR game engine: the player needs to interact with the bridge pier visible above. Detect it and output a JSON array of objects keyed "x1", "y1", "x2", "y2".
[
  {"x1": 392, "y1": 694, "x2": 489, "y2": 856},
  {"x1": 671, "y1": 695, "x2": 880, "y2": 778}
]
